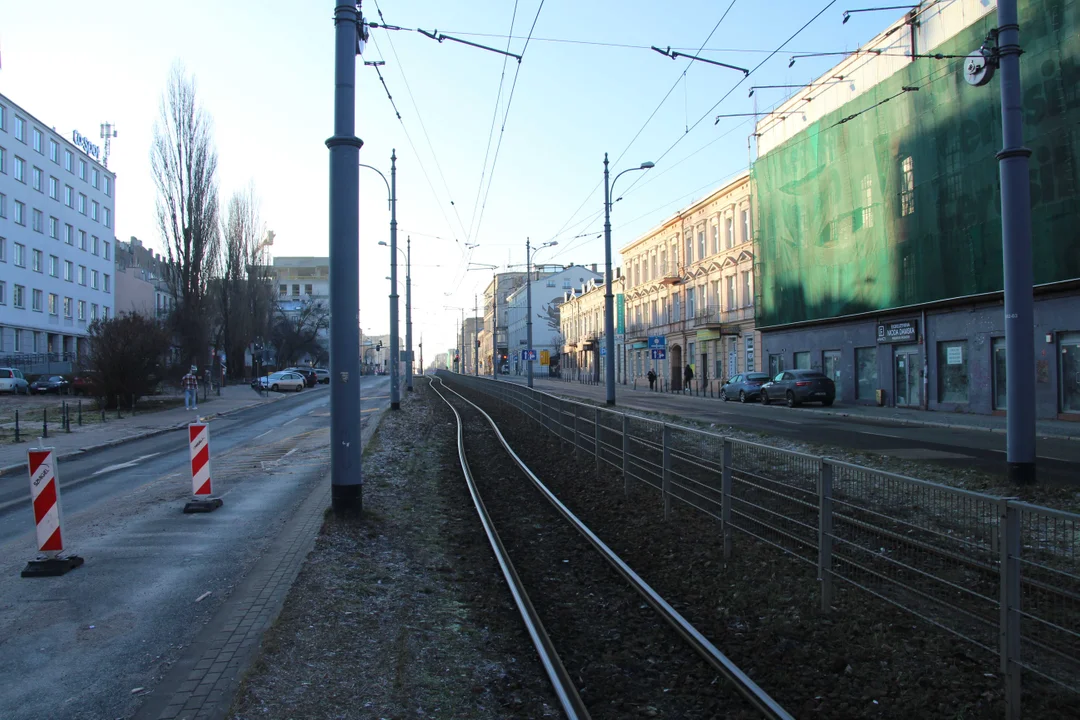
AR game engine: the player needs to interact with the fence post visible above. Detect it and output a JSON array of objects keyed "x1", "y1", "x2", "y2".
[
  {"x1": 77, "y1": 400, "x2": 82, "y2": 426},
  {"x1": 1000, "y1": 500, "x2": 1021, "y2": 720},
  {"x1": 43, "y1": 408, "x2": 48, "y2": 439},
  {"x1": 65, "y1": 402, "x2": 72, "y2": 433},
  {"x1": 722, "y1": 438, "x2": 732, "y2": 559},
  {"x1": 572, "y1": 402, "x2": 580, "y2": 455},
  {"x1": 14, "y1": 409, "x2": 20, "y2": 443},
  {"x1": 622, "y1": 413, "x2": 630, "y2": 496},
  {"x1": 662, "y1": 424, "x2": 672, "y2": 520},
  {"x1": 100, "y1": 399, "x2": 106, "y2": 422},
  {"x1": 594, "y1": 407, "x2": 602, "y2": 475},
  {"x1": 818, "y1": 458, "x2": 834, "y2": 613}
]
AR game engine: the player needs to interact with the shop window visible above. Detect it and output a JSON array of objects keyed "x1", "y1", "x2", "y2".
[
  {"x1": 856, "y1": 346, "x2": 877, "y2": 401},
  {"x1": 768, "y1": 353, "x2": 784, "y2": 376},
  {"x1": 937, "y1": 340, "x2": 969, "y2": 403},
  {"x1": 794, "y1": 351, "x2": 810, "y2": 369}
]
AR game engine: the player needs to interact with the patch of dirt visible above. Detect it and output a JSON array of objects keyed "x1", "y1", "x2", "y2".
[
  {"x1": 451, "y1": 379, "x2": 1078, "y2": 719},
  {"x1": 227, "y1": 384, "x2": 558, "y2": 720}
]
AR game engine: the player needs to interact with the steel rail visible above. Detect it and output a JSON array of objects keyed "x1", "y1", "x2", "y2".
[
  {"x1": 434, "y1": 378, "x2": 794, "y2": 720},
  {"x1": 427, "y1": 379, "x2": 591, "y2": 720}
]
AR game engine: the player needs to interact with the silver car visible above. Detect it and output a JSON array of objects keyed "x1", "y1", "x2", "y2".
[
  {"x1": 256, "y1": 371, "x2": 306, "y2": 393},
  {"x1": 0, "y1": 368, "x2": 30, "y2": 394}
]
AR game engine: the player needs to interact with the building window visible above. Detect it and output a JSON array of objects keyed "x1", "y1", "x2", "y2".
[
  {"x1": 78, "y1": 194, "x2": 87, "y2": 214},
  {"x1": 32, "y1": 289, "x2": 43, "y2": 312},
  {"x1": 0, "y1": 237, "x2": 4, "y2": 262},
  {"x1": 14, "y1": 116, "x2": 25, "y2": 142},
  {"x1": 697, "y1": 230, "x2": 705, "y2": 260},
  {"x1": 63, "y1": 296, "x2": 73, "y2": 318},
  {"x1": 79, "y1": 159, "x2": 87, "y2": 181},
  {"x1": 861, "y1": 175, "x2": 874, "y2": 228},
  {"x1": 32, "y1": 127, "x2": 43, "y2": 153},
  {"x1": 49, "y1": 216, "x2": 58, "y2": 239},
  {"x1": 0, "y1": 146, "x2": 5, "y2": 174},
  {"x1": 91, "y1": 201, "x2": 98, "y2": 221},
  {"x1": 0, "y1": 193, "x2": 5, "y2": 218},
  {"x1": 49, "y1": 139, "x2": 57, "y2": 163},
  {"x1": 92, "y1": 236, "x2": 99, "y2": 255},
  {"x1": 103, "y1": 306, "x2": 110, "y2": 320},
  {"x1": 91, "y1": 167, "x2": 99, "y2": 188},
  {"x1": 91, "y1": 303, "x2": 98, "y2": 320},
  {"x1": 740, "y1": 207, "x2": 751, "y2": 244},
  {"x1": 563, "y1": 278, "x2": 571, "y2": 289},
  {"x1": 546, "y1": 279, "x2": 555, "y2": 287},
  {"x1": 104, "y1": 176, "x2": 111, "y2": 196},
  {"x1": 104, "y1": 274, "x2": 111, "y2": 293},
  {"x1": 292, "y1": 284, "x2": 300, "y2": 296},
  {"x1": 103, "y1": 207, "x2": 111, "y2": 228},
  {"x1": 78, "y1": 300, "x2": 86, "y2": 321},
  {"x1": 726, "y1": 275, "x2": 736, "y2": 310},
  {"x1": 65, "y1": 224, "x2": 73, "y2": 245},
  {"x1": 14, "y1": 242, "x2": 25, "y2": 267},
  {"x1": 32, "y1": 249, "x2": 42, "y2": 272},
  {"x1": 687, "y1": 287, "x2": 696, "y2": 317},
  {"x1": 79, "y1": 230, "x2": 87, "y2": 250},
  {"x1": 64, "y1": 260, "x2": 73, "y2": 281},
  {"x1": 278, "y1": 284, "x2": 286, "y2": 296},
  {"x1": 305, "y1": 283, "x2": 313, "y2": 295},
  {"x1": 900, "y1": 155, "x2": 915, "y2": 216},
  {"x1": 79, "y1": 266, "x2": 87, "y2": 285},
  {"x1": 712, "y1": 224, "x2": 719, "y2": 254},
  {"x1": 937, "y1": 340, "x2": 968, "y2": 403},
  {"x1": 32, "y1": 208, "x2": 43, "y2": 233},
  {"x1": 13, "y1": 284, "x2": 26, "y2": 309},
  {"x1": 15, "y1": 200, "x2": 25, "y2": 225},
  {"x1": 32, "y1": 166, "x2": 42, "y2": 191},
  {"x1": 64, "y1": 149, "x2": 73, "y2": 172},
  {"x1": 0, "y1": 104, "x2": 5, "y2": 131},
  {"x1": 742, "y1": 271, "x2": 752, "y2": 307},
  {"x1": 48, "y1": 293, "x2": 58, "y2": 315},
  {"x1": 0, "y1": 281, "x2": 5, "y2": 304},
  {"x1": 14, "y1": 155, "x2": 25, "y2": 182},
  {"x1": 48, "y1": 255, "x2": 58, "y2": 277},
  {"x1": 48, "y1": 176, "x2": 58, "y2": 199},
  {"x1": 794, "y1": 351, "x2": 811, "y2": 370},
  {"x1": 768, "y1": 353, "x2": 785, "y2": 376},
  {"x1": 726, "y1": 215, "x2": 734, "y2": 249},
  {"x1": 856, "y1": 346, "x2": 878, "y2": 401},
  {"x1": 64, "y1": 185, "x2": 73, "y2": 207},
  {"x1": 992, "y1": 337, "x2": 1007, "y2": 410},
  {"x1": 103, "y1": 241, "x2": 110, "y2": 260}
]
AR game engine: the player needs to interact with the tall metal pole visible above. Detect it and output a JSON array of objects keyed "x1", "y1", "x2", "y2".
[
  {"x1": 997, "y1": 0, "x2": 1035, "y2": 485},
  {"x1": 327, "y1": 1, "x2": 363, "y2": 515},
  {"x1": 474, "y1": 295, "x2": 480, "y2": 375},
  {"x1": 603, "y1": 153, "x2": 616, "y2": 405},
  {"x1": 526, "y1": 237, "x2": 534, "y2": 388},
  {"x1": 461, "y1": 308, "x2": 465, "y2": 372},
  {"x1": 492, "y1": 273, "x2": 498, "y2": 380},
  {"x1": 389, "y1": 151, "x2": 400, "y2": 410},
  {"x1": 405, "y1": 235, "x2": 413, "y2": 391}
]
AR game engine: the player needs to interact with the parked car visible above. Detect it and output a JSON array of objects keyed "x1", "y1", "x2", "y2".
[
  {"x1": 71, "y1": 372, "x2": 102, "y2": 396},
  {"x1": 719, "y1": 372, "x2": 771, "y2": 403},
  {"x1": 0, "y1": 368, "x2": 30, "y2": 395},
  {"x1": 312, "y1": 368, "x2": 330, "y2": 384},
  {"x1": 30, "y1": 375, "x2": 71, "y2": 395},
  {"x1": 760, "y1": 369, "x2": 836, "y2": 407},
  {"x1": 285, "y1": 367, "x2": 318, "y2": 387},
  {"x1": 255, "y1": 371, "x2": 306, "y2": 393}
]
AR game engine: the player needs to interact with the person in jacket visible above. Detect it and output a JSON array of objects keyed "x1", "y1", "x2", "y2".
[
  {"x1": 182, "y1": 366, "x2": 199, "y2": 410},
  {"x1": 683, "y1": 364, "x2": 694, "y2": 394},
  {"x1": 647, "y1": 368, "x2": 657, "y2": 390}
]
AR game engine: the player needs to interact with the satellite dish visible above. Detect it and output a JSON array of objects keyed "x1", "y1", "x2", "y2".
[{"x1": 964, "y1": 49, "x2": 994, "y2": 87}]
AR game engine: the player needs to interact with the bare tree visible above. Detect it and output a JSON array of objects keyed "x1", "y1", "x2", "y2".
[
  {"x1": 151, "y1": 62, "x2": 220, "y2": 367},
  {"x1": 271, "y1": 297, "x2": 330, "y2": 366}
]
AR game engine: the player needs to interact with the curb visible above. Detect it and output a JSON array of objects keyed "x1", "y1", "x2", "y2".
[{"x1": 0, "y1": 392, "x2": 293, "y2": 478}]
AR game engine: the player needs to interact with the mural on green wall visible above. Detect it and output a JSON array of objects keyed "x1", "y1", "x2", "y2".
[{"x1": 753, "y1": 0, "x2": 1080, "y2": 328}]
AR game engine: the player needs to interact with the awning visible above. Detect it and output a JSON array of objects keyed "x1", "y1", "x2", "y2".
[{"x1": 695, "y1": 329, "x2": 722, "y2": 341}]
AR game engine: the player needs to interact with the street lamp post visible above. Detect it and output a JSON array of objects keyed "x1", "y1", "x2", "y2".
[
  {"x1": 468, "y1": 263, "x2": 499, "y2": 378},
  {"x1": 378, "y1": 235, "x2": 412, "y2": 390},
  {"x1": 526, "y1": 237, "x2": 557, "y2": 389},
  {"x1": 360, "y1": 153, "x2": 399, "y2": 410},
  {"x1": 327, "y1": 0, "x2": 363, "y2": 516},
  {"x1": 444, "y1": 305, "x2": 467, "y2": 373},
  {"x1": 603, "y1": 153, "x2": 654, "y2": 405}
]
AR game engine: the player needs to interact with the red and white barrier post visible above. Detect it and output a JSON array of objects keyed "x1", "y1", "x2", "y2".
[
  {"x1": 184, "y1": 422, "x2": 222, "y2": 513},
  {"x1": 21, "y1": 448, "x2": 84, "y2": 577}
]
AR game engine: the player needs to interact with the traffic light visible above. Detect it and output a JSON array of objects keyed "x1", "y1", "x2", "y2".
[{"x1": 376, "y1": 342, "x2": 383, "y2": 351}]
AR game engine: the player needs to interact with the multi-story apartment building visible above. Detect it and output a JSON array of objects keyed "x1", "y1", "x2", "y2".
[
  {"x1": 754, "y1": 0, "x2": 1080, "y2": 417},
  {"x1": 272, "y1": 257, "x2": 329, "y2": 363},
  {"x1": 560, "y1": 274, "x2": 624, "y2": 382},
  {"x1": 0, "y1": 93, "x2": 117, "y2": 371},
  {"x1": 479, "y1": 271, "x2": 528, "y2": 375},
  {"x1": 462, "y1": 316, "x2": 483, "y2": 375},
  {"x1": 621, "y1": 171, "x2": 755, "y2": 391},
  {"x1": 115, "y1": 236, "x2": 172, "y2": 319},
  {"x1": 505, "y1": 264, "x2": 602, "y2": 377}
]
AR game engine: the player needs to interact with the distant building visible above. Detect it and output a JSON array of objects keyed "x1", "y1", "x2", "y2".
[
  {"x1": 462, "y1": 316, "x2": 483, "y2": 375},
  {"x1": 273, "y1": 257, "x2": 329, "y2": 364},
  {"x1": 115, "y1": 236, "x2": 172, "y2": 319},
  {"x1": 479, "y1": 271, "x2": 529, "y2": 375},
  {"x1": 560, "y1": 274, "x2": 624, "y2": 383}
]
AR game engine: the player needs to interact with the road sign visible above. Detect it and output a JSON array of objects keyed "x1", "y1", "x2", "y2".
[
  {"x1": 521, "y1": 349, "x2": 537, "y2": 361},
  {"x1": 28, "y1": 449, "x2": 63, "y2": 553},
  {"x1": 648, "y1": 336, "x2": 667, "y2": 348},
  {"x1": 600, "y1": 346, "x2": 607, "y2": 357},
  {"x1": 540, "y1": 350, "x2": 550, "y2": 366},
  {"x1": 651, "y1": 348, "x2": 667, "y2": 360}
]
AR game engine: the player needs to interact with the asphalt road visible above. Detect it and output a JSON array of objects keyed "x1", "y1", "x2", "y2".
[
  {"x1": 500, "y1": 376, "x2": 1080, "y2": 484},
  {"x1": 0, "y1": 375, "x2": 390, "y2": 720}
]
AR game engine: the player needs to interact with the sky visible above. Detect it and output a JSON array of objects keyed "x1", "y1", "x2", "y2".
[{"x1": 0, "y1": 0, "x2": 896, "y2": 358}]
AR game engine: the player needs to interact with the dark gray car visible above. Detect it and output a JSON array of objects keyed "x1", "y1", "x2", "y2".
[
  {"x1": 719, "y1": 372, "x2": 771, "y2": 403},
  {"x1": 760, "y1": 369, "x2": 836, "y2": 407}
]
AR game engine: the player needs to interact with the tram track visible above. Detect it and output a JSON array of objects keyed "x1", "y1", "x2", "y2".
[{"x1": 429, "y1": 377, "x2": 792, "y2": 720}]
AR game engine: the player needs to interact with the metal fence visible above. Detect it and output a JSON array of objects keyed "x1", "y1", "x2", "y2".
[{"x1": 437, "y1": 371, "x2": 1080, "y2": 718}]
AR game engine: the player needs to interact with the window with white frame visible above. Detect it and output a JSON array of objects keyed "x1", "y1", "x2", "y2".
[
  {"x1": 91, "y1": 167, "x2": 99, "y2": 188},
  {"x1": 0, "y1": 281, "x2": 5, "y2": 305},
  {"x1": 33, "y1": 127, "x2": 42, "y2": 153},
  {"x1": 92, "y1": 236, "x2": 99, "y2": 255},
  {"x1": 0, "y1": 193, "x2": 6, "y2": 218},
  {"x1": 65, "y1": 224, "x2": 73, "y2": 245},
  {"x1": 64, "y1": 260, "x2": 73, "y2": 281},
  {"x1": 0, "y1": 237, "x2": 5, "y2": 262},
  {"x1": 32, "y1": 209, "x2": 43, "y2": 233},
  {"x1": 78, "y1": 265, "x2": 86, "y2": 285},
  {"x1": 90, "y1": 269, "x2": 98, "y2": 289},
  {"x1": 14, "y1": 116, "x2": 25, "y2": 142},
  {"x1": 103, "y1": 207, "x2": 111, "y2": 228},
  {"x1": 91, "y1": 201, "x2": 98, "y2": 221},
  {"x1": 79, "y1": 159, "x2": 87, "y2": 181},
  {"x1": 740, "y1": 206, "x2": 751, "y2": 244},
  {"x1": 77, "y1": 300, "x2": 86, "y2": 321},
  {"x1": 48, "y1": 176, "x2": 58, "y2": 199},
  {"x1": 49, "y1": 139, "x2": 57, "y2": 163},
  {"x1": 0, "y1": 146, "x2": 5, "y2": 173},
  {"x1": 104, "y1": 176, "x2": 111, "y2": 196},
  {"x1": 0, "y1": 104, "x2": 5, "y2": 131},
  {"x1": 712, "y1": 224, "x2": 719, "y2": 254},
  {"x1": 32, "y1": 289, "x2": 43, "y2": 312},
  {"x1": 63, "y1": 296, "x2": 73, "y2": 318},
  {"x1": 48, "y1": 255, "x2": 58, "y2": 277},
  {"x1": 49, "y1": 216, "x2": 58, "y2": 239},
  {"x1": 726, "y1": 275, "x2": 736, "y2": 310},
  {"x1": 64, "y1": 185, "x2": 73, "y2": 207},
  {"x1": 13, "y1": 284, "x2": 25, "y2": 308},
  {"x1": 79, "y1": 230, "x2": 86, "y2": 250},
  {"x1": 725, "y1": 215, "x2": 734, "y2": 249},
  {"x1": 103, "y1": 240, "x2": 111, "y2": 260},
  {"x1": 104, "y1": 274, "x2": 112, "y2": 293},
  {"x1": 32, "y1": 166, "x2": 42, "y2": 191},
  {"x1": 78, "y1": 193, "x2": 86, "y2": 214},
  {"x1": 15, "y1": 200, "x2": 25, "y2": 225},
  {"x1": 900, "y1": 156, "x2": 915, "y2": 216},
  {"x1": 742, "y1": 271, "x2": 752, "y2": 307},
  {"x1": 91, "y1": 303, "x2": 98, "y2": 320},
  {"x1": 32, "y1": 248, "x2": 42, "y2": 272},
  {"x1": 697, "y1": 230, "x2": 705, "y2": 261},
  {"x1": 48, "y1": 293, "x2": 58, "y2": 315},
  {"x1": 103, "y1": 306, "x2": 110, "y2": 320},
  {"x1": 14, "y1": 155, "x2": 25, "y2": 182}
]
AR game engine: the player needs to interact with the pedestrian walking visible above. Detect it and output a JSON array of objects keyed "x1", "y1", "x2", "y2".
[
  {"x1": 683, "y1": 364, "x2": 694, "y2": 394},
  {"x1": 647, "y1": 369, "x2": 657, "y2": 391},
  {"x1": 182, "y1": 366, "x2": 199, "y2": 410}
]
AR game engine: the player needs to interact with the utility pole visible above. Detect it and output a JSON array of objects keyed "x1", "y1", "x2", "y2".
[
  {"x1": 389, "y1": 151, "x2": 400, "y2": 410},
  {"x1": 474, "y1": 294, "x2": 480, "y2": 376},
  {"x1": 327, "y1": 0, "x2": 364, "y2": 516},
  {"x1": 405, "y1": 235, "x2": 413, "y2": 391},
  {"x1": 526, "y1": 237, "x2": 533, "y2": 388}
]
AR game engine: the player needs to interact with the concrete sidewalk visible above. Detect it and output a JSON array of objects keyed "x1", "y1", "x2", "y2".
[
  {"x1": 0, "y1": 385, "x2": 294, "y2": 476},
  {"x1": 501, "y1": 374, "x2": 1080, "y2": 441}
]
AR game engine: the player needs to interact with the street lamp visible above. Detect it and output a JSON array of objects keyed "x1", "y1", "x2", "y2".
[
  {"x1": 443, "y1": 305, "x2": 467, "y2": 373},
  {"x1": 379, "y1": 235, "x2": 413, "y2": 391},
  {"x1": 526, "y1": 238, "x2": 557, "y2": 388},
  {"x1": 468, "y1": 262, "x2": 499, "y2": 378},
  {"x1": 360, "y1": 152, "x2": 400, "y2": 410},
  {"x1": 603, "y1": 154, "x2": 654, "y2": 405}
]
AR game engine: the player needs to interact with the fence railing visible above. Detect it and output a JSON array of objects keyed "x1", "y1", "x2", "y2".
[{"x1": 437, "y1": 371, "x2": 1080, "y2": 719}]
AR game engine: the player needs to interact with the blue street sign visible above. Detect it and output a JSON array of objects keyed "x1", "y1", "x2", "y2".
[
  {"x1": 521, "y1": 349, "x2": 537, "y2": 361},
  {"x1": 651, "y1": 348, "x2": 667, "y2": 360},
  {"x1": 527, "y1": 349, "x2": 536, "y2": 361},
  {"x1": 600, "y1": 346, "x2": 607, "y2": 357},
  {"x1": 648, "y1": 336, "x2": 667, "y2": 348}
]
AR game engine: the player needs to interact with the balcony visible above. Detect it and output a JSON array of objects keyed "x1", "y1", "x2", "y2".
[
  {"x1": 658, "y1": 261, "x2": 682, "y2": 286},
  {"x1": 720, "y1": 305, "x2": 755, "y2": 324},
  {"x1": 691, "y1": 304, "x2": 722, "y2": 328},
  {"x1": 624, "y1": 322, "x2": 649, "y2": 341}
]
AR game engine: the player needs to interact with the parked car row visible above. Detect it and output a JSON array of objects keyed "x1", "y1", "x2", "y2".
[
  {"x1": 720, "y1": 370, "x2": 836, "y2": 407},
  {"x1": 0, "y1": 369, "x2": 77, "y2": 395},
  {"x1": 0, "y1": 368, "x2": 30, "y2": 394},
  {"x1": 252, "y1": 371, "x2": 307, "y2": 393}
]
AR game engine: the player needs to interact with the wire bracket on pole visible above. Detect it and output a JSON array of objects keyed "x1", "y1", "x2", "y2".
[
  {"x1": 650, "y1": 45, "x2": 748, "y2": 75},
  {"x1": 418, "y1": 28, "x2": 523, "y2": 62}
]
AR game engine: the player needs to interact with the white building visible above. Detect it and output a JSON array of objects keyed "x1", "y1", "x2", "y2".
[
  {"x1": 272, "y1": 256, "x2": 329, "y2": 364},
  {"x1": 0, "y1": 93, "x2": 117, "y2": 369},
  {"x1": 505, "y1": 264, "x2": 602, "y2": 377}
]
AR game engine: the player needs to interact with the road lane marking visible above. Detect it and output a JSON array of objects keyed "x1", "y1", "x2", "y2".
[
  {"x1": 89, "y1": 452, "x2": 161, "y2": 477},
  {"x1": 255, "y1": 429, "x2": 273, "y2": 439},
  {"x1": 361, "y1": 408, "x2": 380, "y2": 413},
  {"x1": 859, "y1": 431, "x2": 908, "y2": 439},
  {"x1": 283, "y1": 418, "x2": 299, "y2": 426}
]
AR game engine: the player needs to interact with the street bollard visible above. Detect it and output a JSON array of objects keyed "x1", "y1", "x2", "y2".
[
  {"x1": 42, "y1": 408, "x2": 48, "y2": 439},
  {"x1": 14, "y1": 409, "x2": 20, "y2": 443},
  {"x1": 116, "y1": 396, "x2": 122, "y2": 420},
  {"x1": 65, "y1": 402, "x2": 72, "y2": 433},
  {"x1": 100, "y1": 399, "x2": 105, "y2": 422},
  {"x1": 78, "y1": 400, "x2": 82, "y2": 426}
]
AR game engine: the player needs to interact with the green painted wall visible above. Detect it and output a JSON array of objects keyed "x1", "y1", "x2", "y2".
[{"x1": 753, "y1": 0, "x2": 1080, "y2": 328}]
